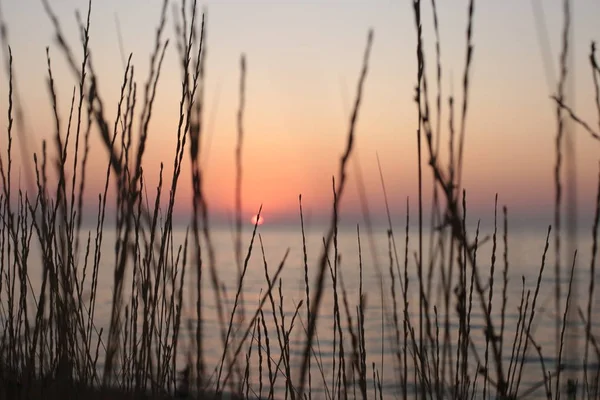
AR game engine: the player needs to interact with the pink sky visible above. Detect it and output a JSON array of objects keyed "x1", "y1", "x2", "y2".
[{"x1": 0, "y1": 0, "x2": 599, "y2": 227}]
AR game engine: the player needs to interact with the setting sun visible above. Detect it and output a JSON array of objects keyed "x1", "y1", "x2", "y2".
[{"x1": 250, "y1": 214, "x2": 264, "y2": 226}]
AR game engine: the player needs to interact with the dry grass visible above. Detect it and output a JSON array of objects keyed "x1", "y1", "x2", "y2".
[{"x1": 1, "y1": 0, "x2": 599, "y2": 399}]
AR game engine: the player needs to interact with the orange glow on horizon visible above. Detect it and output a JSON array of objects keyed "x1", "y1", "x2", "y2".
[{"x1": 251, "y1": 214, "x2": 265, "y2": 226}]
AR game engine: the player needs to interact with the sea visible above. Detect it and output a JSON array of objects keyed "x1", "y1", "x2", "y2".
[{"x1": 3, "y1": 220, "x2": 600, "y2": 399}]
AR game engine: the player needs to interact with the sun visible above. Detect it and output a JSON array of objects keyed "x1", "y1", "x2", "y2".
[{"x1": 250, "y1": 214, "x2": 264, "y2": 226}]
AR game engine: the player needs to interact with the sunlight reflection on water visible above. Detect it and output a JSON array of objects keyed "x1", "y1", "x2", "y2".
[{"x1": 15, "y1": 223, "x2": 599, "y2": 398}]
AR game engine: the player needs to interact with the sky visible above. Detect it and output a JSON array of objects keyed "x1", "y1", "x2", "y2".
[{"x1": 0, "y1": 0, "x2": 599, "y2": 230}]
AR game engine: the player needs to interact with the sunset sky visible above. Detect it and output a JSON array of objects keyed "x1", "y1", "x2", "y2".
[{"x1": 0, "y1": 0, "x2": 599, "y2": 228}]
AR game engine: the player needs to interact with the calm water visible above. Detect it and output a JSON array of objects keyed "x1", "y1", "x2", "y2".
[{"x1": 5, "y1": 222, "x2": 600, "y2": 398}]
